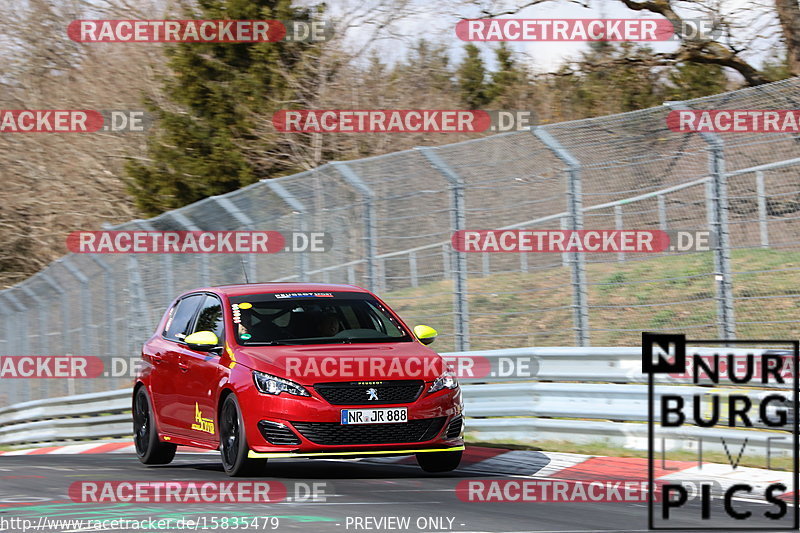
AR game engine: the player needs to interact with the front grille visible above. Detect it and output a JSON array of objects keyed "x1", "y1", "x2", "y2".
[
  {"x1": 258, "y1": 420, "x2": 301, "y2": 445},
  {"x1": 291, "y1": 417, "x2": 447, "y2": 445},
  {"x1": 314, "y1": 380, "x2": 424, "y2": 405},
  {"x1": 446, "y1": 415, "x2": 463, "y2": 439}
]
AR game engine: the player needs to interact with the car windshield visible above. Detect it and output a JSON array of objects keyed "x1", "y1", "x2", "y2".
[{"x1": 229, "y1": 291, "x2": 413, "y2": 345}]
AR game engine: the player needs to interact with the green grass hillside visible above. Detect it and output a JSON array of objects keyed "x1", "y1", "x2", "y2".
[{"x1": 384, "y1": 249, "x2": 800, "y2": 351}]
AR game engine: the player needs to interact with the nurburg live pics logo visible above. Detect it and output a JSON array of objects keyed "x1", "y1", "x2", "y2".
[{"x1": 642, "y1": 332, "x2": 799, "y2": 530}]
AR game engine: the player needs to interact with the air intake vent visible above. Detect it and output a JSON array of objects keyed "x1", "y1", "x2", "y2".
[
  {"x1": 258, "y1": 420, "x2": 301, "y2": 445},
  {"x1": 446, "y1": 415, "x2": 463, "y2": 439}
]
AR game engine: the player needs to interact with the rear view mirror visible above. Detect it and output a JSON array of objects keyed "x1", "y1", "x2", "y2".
[
  {"x1": 413, "y1": 325, "x2": 438, "y2": 345},
  {"x1": 184, "y1": 331, "x2": 220, "y2": 352}
]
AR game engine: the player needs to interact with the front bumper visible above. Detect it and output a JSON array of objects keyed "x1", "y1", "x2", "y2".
[
  {"x1": 240, "y1": 384, "x2": 464, "y2": 454},
  {"x1": 248, "y1": 445, "x2": 465, "y2": 459}
]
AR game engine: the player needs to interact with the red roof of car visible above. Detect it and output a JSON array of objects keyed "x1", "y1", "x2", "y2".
[{"x1": 200, "y1": 282, "x2": 370, "y2": 298}]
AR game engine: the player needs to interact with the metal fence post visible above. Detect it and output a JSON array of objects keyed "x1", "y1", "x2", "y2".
[
  {"x1": 19, "y1": 283, "x2": 45, "y2": 355},
  {"x1": 709, "y1": 140, "x2": 736, "y2": 340},
  {"x1": 96, "y1": 219, "x2": 127, "y2": 360},
  {"x1": 657, "y1": 195, "x2": 668, "y2": 230},
  {"x1": 60, "y1": 257, "x2": 93, "y2": 362},
  {"x1": 3, "y1": 289, "x2": 30, "y2": 355},
  {"x1": 127, "y1": 254, "x2": 151, "y2": 355},
  {"x1": 614, "y1": 205, "x2": 625, "y2": 262},
  {"x1": 0, "y1": 303, "x2": 16, "y2": 405},
  {"x1": 212, "y1": 196, "x2": 259, "y2": 283},
  {"x1": 0, "y1": 305, "x2": 9, "y2": 355},
  {"x1": 409, "y1": 251, "x2": 419, "y2": 288},
  {"x1": 331, "y1": 162, "x2": 378, "y2": 293},
  {"x1": 417, "y1": 147, "x2": 470, "y2": 351},
  {"x1": 2, "y1": 291, "x2": 29, "y2": 401},
  {"x1": 668, "y1": 102, "x2": 735, "y2": 340},
  {"x1": 168, "y1": 212, "x2": 210, "y2": 287},
  {"x1": 266, "y1": 180, "x2": 309, "y2": 282},
  {"x1": 135, "y1": 220, "x2": 174, "y2": 304},
  {"x1": 86, "y1": 255, "x2": 117, "y2": 358},
  {"x1": 19, "y1": 282, "x2": 46, "y2": 401},
  {"x1": 533, "y1": 126, "x2": 589, "y2": 347},
  {"x1": 705, "y1": 180, "x2": 715, "y2": 229},
  {"x1": 441, "y1": 244, "x2": 451, "y2": 280},
  {"x1": 39, "y1": 271, "x2": 70, "y2": 354},
  {"x1": 377, "y1": 258, "x2": 386, "y2": 294},
  {"x1": 755, "y1": 171, "x2": 769, "y2": 248}
]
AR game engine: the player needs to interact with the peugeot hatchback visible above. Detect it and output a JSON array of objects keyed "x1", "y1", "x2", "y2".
[{"x1": 133, "y1": 283, "x2": 464, "y2": 476}]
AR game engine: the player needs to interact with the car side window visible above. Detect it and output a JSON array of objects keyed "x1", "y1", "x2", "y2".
[
  {"x1": 193, "y1": 295, "x2": 225, "y2": 340},
  {"x1": 163, "y1": 294, "x2": 204, "y2": 341}
]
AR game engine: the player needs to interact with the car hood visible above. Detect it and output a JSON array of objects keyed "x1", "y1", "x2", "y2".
[{"x1": 233, "y1": 342, "x2": 446, "y2": 385}]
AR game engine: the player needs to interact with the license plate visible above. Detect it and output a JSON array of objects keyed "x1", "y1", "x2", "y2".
[{"x1": 340, "y1": 407, "x2": 407, "y2": 425}]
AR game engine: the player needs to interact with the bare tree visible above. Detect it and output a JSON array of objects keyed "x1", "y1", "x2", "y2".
[
  {"x1": 0, "y1": 0, "x2": 177, "y2": 288},
  {"x1": 456, "y1": 0, "x2": 795, "y2": 85}
]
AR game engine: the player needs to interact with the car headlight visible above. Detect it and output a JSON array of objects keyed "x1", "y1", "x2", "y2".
[
  {"x1": 252, "y1": 371, "x2": 310, "y2": 397},
  {"x1": 428, "y1": 370, "x2": 459, "y2": 393}
]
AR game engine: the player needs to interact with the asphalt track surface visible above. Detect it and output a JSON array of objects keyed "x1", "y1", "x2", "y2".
[{"x1": 0, "y1": 453, "x2": 785, "y2": 533}]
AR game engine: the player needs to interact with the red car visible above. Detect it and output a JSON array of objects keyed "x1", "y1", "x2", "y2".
[{"x1": 133, "y1": 283, "x2": 464, "y2": 476}]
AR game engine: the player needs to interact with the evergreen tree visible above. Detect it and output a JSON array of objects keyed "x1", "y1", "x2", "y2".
[
  {"x1": 488, "y1": 43, "x2": 529, "y2": 107},
  {"x1": 549, "y1": 42, "x2": 664, "y2": 118},
  {"x1": 667, "y1": 61, "x2": 728, "y2": 100},
  {"x1": 393, "y1": 39, "x2": 454, "y2": 95},
  {"x1": 761, "y1": 52, "x2": 792, "y2": 82},
  {"x1": 456, "y1": 44, "x2": 491, "y2": 109},
  {"x1": 125, "y1": 0, "x2": 316, "y2": 216}
]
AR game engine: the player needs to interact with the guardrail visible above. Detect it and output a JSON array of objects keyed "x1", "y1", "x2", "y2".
[{"x1": 0, "y1": 347, "x2": 792, "y2": 454}]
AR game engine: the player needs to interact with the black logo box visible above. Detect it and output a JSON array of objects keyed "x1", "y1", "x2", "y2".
[{"x1": 643, "y1": 333, "x2": 799, "y2": 531}]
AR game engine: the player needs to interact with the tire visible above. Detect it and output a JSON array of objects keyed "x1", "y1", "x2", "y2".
[
  {"x1": 416, "y1": 450, "x2": 462, "y2": 473},
  {"x1": 219, "y1": 394, "x2": 267, "y2": 477},
  {"x1": 133, "y1": 387, "x2": 177, "y2": 465}
]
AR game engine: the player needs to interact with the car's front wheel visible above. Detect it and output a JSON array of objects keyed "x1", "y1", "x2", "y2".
[
  {"x1": 416, "y1": 450, "x2": 462, "y2": 473},
  {"x1": 219, "y1": 394, "x2": 267, "y2": 477},
  {"x1": 133, "y1": 387, "x2": 177, "y2": 465}
]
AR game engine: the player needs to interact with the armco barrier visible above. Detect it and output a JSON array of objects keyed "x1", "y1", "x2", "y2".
[{"x1": 0, "y1": 347, "x2": 792, "y2": 453}]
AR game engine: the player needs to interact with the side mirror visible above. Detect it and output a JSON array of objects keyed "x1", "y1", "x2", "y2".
[
  {"x1": 184, "y1": 331, "x2": 220, "y2": 352},
  {"x1": 413, "y1": 325, "x2": 438, "y2": 345}
]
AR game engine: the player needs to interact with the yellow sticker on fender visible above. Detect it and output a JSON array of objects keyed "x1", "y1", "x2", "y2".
[{"x1": 226, "y1": 343, "x2": 237, "y2": 369}]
